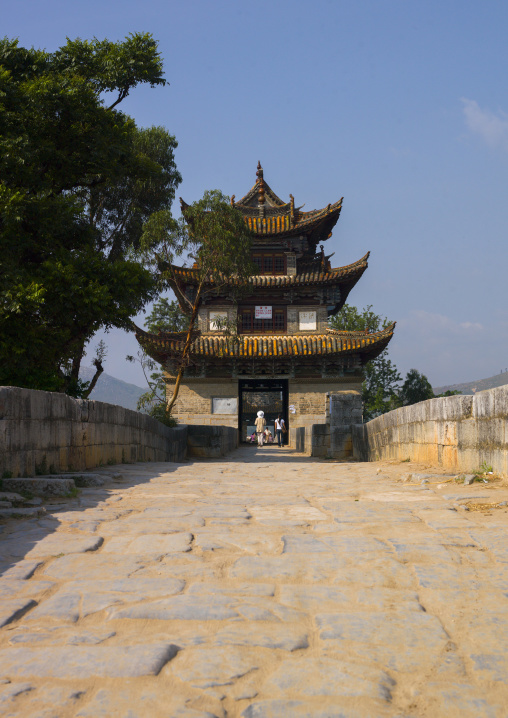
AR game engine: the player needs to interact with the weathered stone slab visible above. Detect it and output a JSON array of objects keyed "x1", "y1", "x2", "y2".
[
  {"x1": 75, "y1": 687, "x2": 220, "y2": 718},
  {"x1": 262, "y1": 657, "x2": 394, "y2": 700},
  {"x1": 234, "y1": 599, "x2": 306, "y2": 622},
  {"x1": 390, "y1": 542, "x2": 459, "y2": 564},
  {"x1": 469, "y1": 530, "x2": 508, "y2": 563},
  {"x1": 424, "y1": 682, "x2": 499, "y2": 717},
  {"x1": 42, "y1": 554, "x2": 147, "y2": 580},
  {"x1": 0, "y1": 507, "x2": 46, "y2": 518},
  {"x1": 170, "y1": 646, "x2": 259, "y2": 688},
  {"x1": 0, "y1": 534, "x2": 103, "y2": 560},
  {"x1": 416, "y1": 509, "x2": 471, "y2": 530},
  {"x1": 0, "y1": 598, "x2": 36, "y2": 627},
  {"x1": 9, "y1": 628, "x2": 115, "y2": 645},
  {"x1": 241, "y1": 699, "x2": 390, "y2": 717},
  {"x1": 0, "y1": 644, "x2": 179, "y2": 678},
  {"x1": 2, "y1": 477, "x2": 76, "y2": 496},
  {"x1": 99, "y1": 517, "x2": 203, "y2": 536},
  {"x1": 27, "y1": 578, "x2": 185, "y2": 622},
  {"x1": 215, "y1": 624, "x2": 308, "y2": 651},
  {"x1": 333, "y1": 558, "x2": 415, "y2": 589},
  {"x1": 0, "y1": 579, "x2": 54, "y2": 600},
  {"x1": 414, "y1": 565, "x2": 482, "y2": 591},
  {"x1": 110, "y1": 594, "x2": 239, "y2": 621},
  {"x1": 249, "y1": 505, "x2": 328, "y2": 522},
  {"x1": 188, "y1": 582, "x2": 275, "y2": 597},
  {"x1": 230, "y1": 555, "x2": 346, "y2": 582},
  {"x1": 0, "y1": 682, "x2": 34, "y2": 710},
  {"x1": 317, "y1": 610, "x2": 447, "y2": 645},
  {"x1": 0, "y1": 560, "x2": 42, "y2": 580},
  {"x1": 10, "y1": 684, "x2": 87, "y2": 718},
  {"x1": 318, "y1": 611, "x2": 449, "y2": 672},
  {"x1": 101, "y1": 532, "x2": 192, "y2": 555},
  {"x1": 279, "y1": 585, "x2": 423, "y2": 613},
  {"x1": 470, "y1": 653, "x2": 508, "y2": 683},
  {"x1": 193, "y1": 531, "x2": 280, "y2": 553}
]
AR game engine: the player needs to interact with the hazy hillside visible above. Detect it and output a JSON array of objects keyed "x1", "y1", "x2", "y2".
[
  {"x1": 434, "y1": 370, "x2": 508, "y2": 396},
  {"x1": 80, "y1": 366, "x2": 146, "y2": 411}
]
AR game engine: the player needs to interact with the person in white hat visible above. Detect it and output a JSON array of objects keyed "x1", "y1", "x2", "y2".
[{"x1": 254, "y1": 410, "x2": 266, "y2": 446}]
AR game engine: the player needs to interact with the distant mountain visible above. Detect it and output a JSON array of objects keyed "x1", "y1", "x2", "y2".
[
  {"x1": 80, "y1": 366, "x2": 146, "y2": 411},
  {"x1": 433, "y1": 370, "x2": 508, "y2": 396}
]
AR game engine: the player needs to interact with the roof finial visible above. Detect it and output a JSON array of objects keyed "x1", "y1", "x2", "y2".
[{"x1": 257, "y1": 162, "x2": 265, "y2": 210}]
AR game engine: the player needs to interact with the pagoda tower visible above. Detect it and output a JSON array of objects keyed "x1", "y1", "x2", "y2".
[{"x1": 135, "y1": 163, "x2": 394, "y2": 440}]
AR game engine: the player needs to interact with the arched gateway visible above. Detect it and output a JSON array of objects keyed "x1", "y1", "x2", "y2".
[{"x1": 135, "y1": 164, "x2": 394, "y2": 442}]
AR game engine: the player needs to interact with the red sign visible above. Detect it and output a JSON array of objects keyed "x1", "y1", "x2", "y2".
[{"x1": 255, "y1": 306, "x2": 272, "y2": 319}]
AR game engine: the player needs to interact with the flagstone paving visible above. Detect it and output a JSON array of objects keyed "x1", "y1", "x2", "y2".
[{"x1": 1, "y1": 445, "x2": 508, "y2": 716}]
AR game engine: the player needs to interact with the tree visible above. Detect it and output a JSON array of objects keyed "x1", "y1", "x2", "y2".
[
  {"x1": 400, "y1": 368, "x2": 434, "y2": 406},
  {"x1": 329, "y1": 304, "x2": 401, "y2": 420},
  {"x1": 0, "y1": 34, "x2": 180, "y2": 395},
  {"x1": 142, "y1": 189, "x2": 254, "y2": 414},
  {"x1": 127, "y1": 298, "x2": 189, "y2": 423}
]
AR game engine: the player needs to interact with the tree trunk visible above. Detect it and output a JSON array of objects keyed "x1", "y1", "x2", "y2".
[
  {"x1": 82, "y1": 358, "x2": 104, "y2": 399},
  {"x1": 166, "y1": 284, "x2": 203, "y2": 415}
]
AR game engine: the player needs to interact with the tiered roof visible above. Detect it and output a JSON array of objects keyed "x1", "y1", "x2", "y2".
[
  {"x1": 180, "y1": 162, "x2": 343, "y2": 248},
  {"x1": 164, "y1": 252, "x2": 369, "y2": 289},
  {"x1": 135, "y1": 323, "x2": 395, "y2": 365}
]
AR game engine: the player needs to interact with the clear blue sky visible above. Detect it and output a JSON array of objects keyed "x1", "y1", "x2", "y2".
[{"x1": 5, "y1": 0, "x2": 508, "y2": 388}]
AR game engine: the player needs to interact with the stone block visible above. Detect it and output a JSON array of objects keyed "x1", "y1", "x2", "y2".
[{"x1": 2, "y1": 477, "x2": 76, "y2": 496}]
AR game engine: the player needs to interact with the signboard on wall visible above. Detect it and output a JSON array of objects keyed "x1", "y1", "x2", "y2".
[
  {"x1": 209, "y1": 311, "x2": 228, "y2": 330},
  {"x1": 299, "y1": 311, "x2": 317, "y2": 330},
  {"x1": 212, "y1": 397, "x2": 238, "y2": 414},
  {"x1": 255, "y1": 306, "x2": 272, "y2": 319}
]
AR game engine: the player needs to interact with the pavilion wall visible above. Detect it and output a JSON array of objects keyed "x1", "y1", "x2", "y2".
[{"x1": 352, "y1": 386, "x2": 508, "y2": 477}]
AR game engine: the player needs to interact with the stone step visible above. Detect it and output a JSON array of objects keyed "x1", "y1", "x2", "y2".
[
  {"x1": 0, "y1": 507, "x2": 46, "y2": 518},
  {"x1": 2, "y1": 477, "x2": 76, "y2": 497}
]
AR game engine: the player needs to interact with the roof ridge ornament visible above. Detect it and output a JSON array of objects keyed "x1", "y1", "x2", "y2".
[{"x1": 257, "y1": 161, "x2": 265, "y2": 216}]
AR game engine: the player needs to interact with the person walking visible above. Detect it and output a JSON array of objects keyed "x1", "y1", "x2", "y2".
[
  {"x1": 255, "y1": 410, "x2": 266, "y2": 446},
  {"x1": 275, "y1": 414, "x2": 286, "y2": 447}
]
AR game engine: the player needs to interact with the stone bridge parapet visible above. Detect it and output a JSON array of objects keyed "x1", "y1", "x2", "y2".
[
  {"x1": 352, "y1": 385, "x2": 508, "y2": 476},
  {"x1": 0, "y1": 386, "x2": 187, "y2": 477}
]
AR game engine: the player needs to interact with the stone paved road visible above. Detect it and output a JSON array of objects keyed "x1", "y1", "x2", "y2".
[{"x1": 1, "y1": 446, "x2": 508, "y2": 717}]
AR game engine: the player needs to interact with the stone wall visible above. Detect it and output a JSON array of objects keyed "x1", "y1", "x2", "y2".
[
  {"x1": 289, "y1": 391, "x2": 362, "y2": 458},
  {"x1": 352, "y1": 385, "x2": 508, "y2": 476},
  {"x1": 0, "y1": 386, "x2": 187, "y2": 478},
  {"x1": 186, "y1": 425, "x2": 239, "y2": 458}
]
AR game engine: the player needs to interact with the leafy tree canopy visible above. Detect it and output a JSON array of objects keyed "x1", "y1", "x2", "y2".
[
  {"x1": 141, "y1": 190, "x2": 255, "y2": 414},
  {"x1": 399, "y1": 368, "x2": 435, "y2": 406},
  {"x1": 329, "y1": 304, "x2": 402, "y2": 420},
  {"x1": 330, "y1": 304, "x2": 441, "y2": 420},
  {"x1": 0, "y1": 34, "x2": 180, "y2": 396}
]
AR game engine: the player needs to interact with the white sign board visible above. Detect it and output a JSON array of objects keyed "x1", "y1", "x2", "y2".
[
  {"x1": 212, "y1": 397, "x2": 238, "y2": 414},
  {"x1": 299, "y1": 311, "x2": 317, "y2": 330},
  {"x1": 289, "y1": 404, "x2": 296, "y2": 414},
  {"x1": 209, "y1": 311, "x2": 228, "y2": 330},
  {"x1": 255, "y1": 305, "x2": 272, "y2": 319}
]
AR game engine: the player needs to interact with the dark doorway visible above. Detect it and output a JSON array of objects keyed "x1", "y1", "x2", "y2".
[{"x1": 239, "y1": 379, "x2": 288, "y2": 444}]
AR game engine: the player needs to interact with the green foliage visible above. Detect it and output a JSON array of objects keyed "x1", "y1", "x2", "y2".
[
  {"x1": 145, "y1": 298, "x2": 189, "y2": 333},
  {"x1": 329, "y1": 304, "x2": 388, "y2": 333},
  {"x1": 149, "y1": 190, "x2": 255, "y2": 413},
  {"x1": 399, "y1": 368, "x2": 434, "y2": 406},
  {"x1": 0, "y1": 34, "x2": 180, "y2": 395},
  {"x1": 329, "y1": 304, "x2": 401, "y2": 420},
  {"x1": 330, "y1": 304, "x2": 439, "y2": 420},
  {"x1": 127, "y1": 297, "x2": 187, "y2": 424}
]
